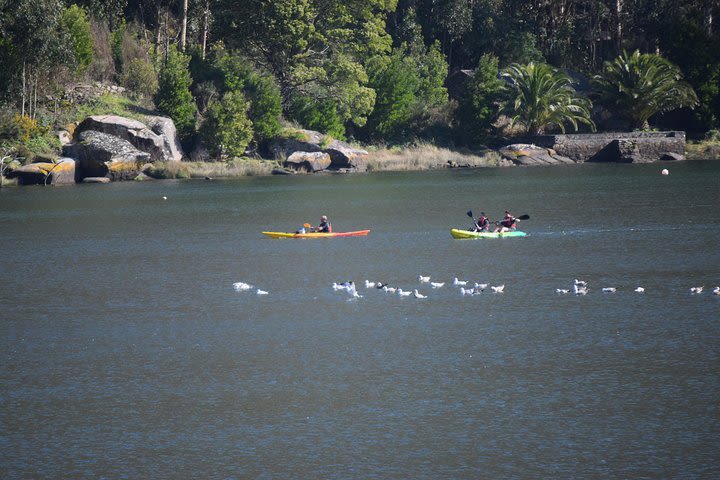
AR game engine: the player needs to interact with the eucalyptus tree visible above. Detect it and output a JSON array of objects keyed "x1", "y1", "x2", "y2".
[
  {"x1": 592, "y1": 50, "x2": 698, "y2": 130},
  {"x1": 501, "y1": 61, "x2": 594, "y2": 135}
]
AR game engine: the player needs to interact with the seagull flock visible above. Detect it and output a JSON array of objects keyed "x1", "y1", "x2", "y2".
[{"x1": 234, "y1": 277, "x2": 720, "y2": 299}]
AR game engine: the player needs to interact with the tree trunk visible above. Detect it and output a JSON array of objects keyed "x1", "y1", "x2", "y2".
[
  {"x1": 615, "y1": 0, "x2": 623, "y2": 53},
  {"x1": 202, "y1": 0, "x2": 209, "y2": 60},
  {"x1": 180, "y1": 0, "x2": 188, "y2": 51},
  {"x1": 21, "y1": 62, "x2": 26, "y2": 117}
]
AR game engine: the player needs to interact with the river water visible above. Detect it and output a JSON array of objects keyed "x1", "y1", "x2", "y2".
[{"x1": 1, "y1": 161, "x2": 719, "y2": 478}]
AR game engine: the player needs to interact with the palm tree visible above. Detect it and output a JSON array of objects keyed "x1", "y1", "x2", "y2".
[
  {"x1": 501, "y1": 62, "x2": 595, "y2": 135},
  {"x1": 592, "y1": 50, "x2": 698, "y2": 130}
]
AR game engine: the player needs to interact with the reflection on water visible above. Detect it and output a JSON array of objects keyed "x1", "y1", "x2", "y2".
[{"x1": 1, "y1": 162, "x2": 719, "y2": 478}]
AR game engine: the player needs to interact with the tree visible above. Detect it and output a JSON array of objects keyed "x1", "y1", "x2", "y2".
[
  {"x1": 59, "y1": 4, "x2": 94, "y2": 75},
  {"x1": 199, "y1": 90, "x2": 253, "y2": 159},
  {"x1": 592, "y1": 50, "x2": 698, "y2": 130},
  {"x1": 213, "y1": 50, "x2": 282, "y2": 142},
  {"x1": 154, "y1": 46, "x2": 196, "y2": 142},
  {"x1": 502, "y1": 61, "x2": 595, "y2": 135},
  {"x1": 455, "y1": 53, "x2": 506, "y2": 144}
]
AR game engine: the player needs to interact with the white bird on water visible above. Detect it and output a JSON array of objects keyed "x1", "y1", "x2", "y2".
[
  {"x1": 690, "y1": 286, "x2": 704, "y2": 294},
  {"x1": 713, "y1": 286, "x2": 720, "y2": 295},
  {"x1": 430, "y1": 282, "x2": 445, "y2": 288},
  {"x1": 453, "y1": 277, "x2": 468, "y2": 286},
  {"x1": 491, "y1": 285, "x2": 505, "y2": 293},
  {"x1": 365, "y1": 280, "x2": 377, "y2": 288},
  {"x1": 460, "y1": 287, "x2": 473, "y2": 295},
  {"x1": 602, "y1": 287, "x2": 617, "y2": 293},
  {"x1": 634, "y1": 287, "x2": 645, "y2": 293},
  {"x1": 256, "y1": 289, "x2": 269, "y2": 295},
  {"x1": 383, "y1": 285, "x2": 397, "y2": 293},
  {"x1": 397, "y1": 288, "x2": 412, "y2": 297},
  {"x1": 233, "y1": 282, "x2": 253, "y2": 291},
  {"x1": 418, "y1": 275, "x2": 431, "y2": 283},
  {"x1": 474, "y1": 282, "x2": 488, "y2": 291},
  {"x1": 556, "y1": 288, "x2": 570, "y2": 294},
  {"x1": 413, "y1": 289, "x2": 427, "y2": 299}
]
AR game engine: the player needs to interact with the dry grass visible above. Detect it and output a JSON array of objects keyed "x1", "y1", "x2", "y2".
[
  {"x1": 366, "y1": 143, "x2": 502, "y2": 172},
  {"x1": 148, "y1": 158, "x2": 279, "y2": 179}
]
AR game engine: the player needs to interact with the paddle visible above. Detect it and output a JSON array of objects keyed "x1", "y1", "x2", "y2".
[{"x1": 468, "y1": 210, "x2": 530, "y2": 221}]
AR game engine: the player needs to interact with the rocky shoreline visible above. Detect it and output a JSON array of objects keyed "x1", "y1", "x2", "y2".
[{"x1": 2, "y1": 114, "x2": 694, "y2": 186}]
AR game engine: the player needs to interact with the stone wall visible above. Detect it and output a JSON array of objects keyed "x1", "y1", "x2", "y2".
[{"x1": 515, "y1": 131, "x2": 686, "y2": 163}]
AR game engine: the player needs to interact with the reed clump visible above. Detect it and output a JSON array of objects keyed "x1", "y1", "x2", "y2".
[
  {"x1": 366, "y1": 142, "x2": 501, "y2": 171},
  {"x1": 147, "y1": 158, "x2": 278, "y2": 179}
]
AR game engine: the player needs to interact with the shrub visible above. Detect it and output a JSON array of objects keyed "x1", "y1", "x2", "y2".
[
  {"x1": 199, "y1": 91, "x2": 253, "y2": 159},
  {"x1": 121, "y1": 58, "x2": 158, "y2": 99}
]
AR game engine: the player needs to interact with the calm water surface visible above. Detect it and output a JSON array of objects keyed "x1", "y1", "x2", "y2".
[{"x1": 1, "y1": 162, "x2": 719, "y2": 478}]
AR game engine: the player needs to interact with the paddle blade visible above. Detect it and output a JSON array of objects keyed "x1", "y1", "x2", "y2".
[
  {"x1": 303, "y1": 223, "x2": 312, "y2": 228},
  {"x1": 466, "y1": 210, "x2": 473, "y2": 218},
  {"x1": 517, "y1": 214, "x2": 530, "y2": 220}
]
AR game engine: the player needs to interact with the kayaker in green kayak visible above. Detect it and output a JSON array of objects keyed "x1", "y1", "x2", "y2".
[
  {"x1": 494, "y1": 211, "x2": 517, "y2": 233},
  {"x1": 473, "y1": 212, "x2": 491, "y2": 232}
]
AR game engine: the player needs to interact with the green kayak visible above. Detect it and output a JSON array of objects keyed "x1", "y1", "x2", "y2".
[{"x1": 450, "y1": 228, "x2": 527, "y2": 239}]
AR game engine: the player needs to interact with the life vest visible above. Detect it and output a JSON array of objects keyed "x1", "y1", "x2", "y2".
[
  {"x1": 478, "y1": 216, "x2": 490, "y2": 231},
  {"x1": 501, "y1": 216, "x2": 516, "y2": 229}
]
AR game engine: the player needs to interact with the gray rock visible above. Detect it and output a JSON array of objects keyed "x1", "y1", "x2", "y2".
[
  {"x1": 145, "y1": 115, "x2": 184, "y2": 161},
  {"x1": 75, "y1": 115, "x2": 166, "y2": 161},
  {"x1": 6, "y1": 158, "x2": 76, "y2": 185},
  {"x1": 82, "y1": 177, "x2": 111, "y2": 183},
  {"x1": 499, "y1": 144, "x2": 575, "y2": 165},
  {"x1": 56, "y1": 130, "x2": 72, "y2": 146},
  {"x1": 284, "y1": 151, "x2": 332, "y2": 172},
  {"x1": 324, "y1": 140, "x2": 369, "y2": 171},
  {"x1": 63, "y1": 130, "x2": 151, "y2": 181},
  {"x1": 659, "y1": 151, "x2": 685, "y2": 161}
]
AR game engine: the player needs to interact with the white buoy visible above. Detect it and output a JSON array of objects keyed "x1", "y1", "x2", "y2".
[
  {"x1": 661, "y1": 169, "x2": 669, "y2": 176},
  {"x1": 163, "y1": 196, "x2": 168, "y2": 199}
]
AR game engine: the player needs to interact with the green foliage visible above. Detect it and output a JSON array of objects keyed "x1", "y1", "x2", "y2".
[
  {"x1": 214, "y1": 51, "x2": 282, "y2": 141},
  {"x1": 364, "y1": 36, "x2": 449, "y2": 141},
  {"x1": 592, "y1": 50, "x2": 698, "y2": 130},
  {"x1": 199, "y1": 91, "x2": 253, "y2": 159},
  {"x1": 155, "y1": 47, "x2": 196, "y2": 142},
  {"x1": 59, "y1": 5, "x2": 94, "y2": 75},
  {"x1": 365, "y1": 51, "x2": 419, "y2": 139},
  {"x1": 288, "y1": 96, "x2": 346, "y2": 139},
  {"x1": 121, "y1": 58, "x2": 158, "y2": 99},
  {"x1": 216, "y1": 0, "x2": 395, "y2": 129},
  {"x1": 455, "y1": 53, "x2": 506, "y2": 143},
  {"x1": 502, "y1": 62, "x2": 594, "y2": 135}
]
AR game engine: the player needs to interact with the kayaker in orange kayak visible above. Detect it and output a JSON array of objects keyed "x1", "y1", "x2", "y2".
[{"x1": 313, "y1": 215, "x2": 332, "y2": 233}]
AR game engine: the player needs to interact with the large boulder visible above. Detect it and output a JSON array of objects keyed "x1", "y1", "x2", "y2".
[
  {"x1": 324, "y1": 140, "x2": 369, "y2": 171},
  {"x1": 6, "y1": 158, "x2": 76, "y2": 185},
  {"x1": 268, "y1": 129, "x2": 369, "y2": 172},
  {"x1": 284, "y1": 151, "x2": 332, "y2": 173},
  {"x1": 74, "y1": 115, "x2": 167, "y2": 161},
  {"x1": 63, "y1": 130, "x2": 151, "y2": 181},
  {"x1": 499, "y1": 144, "x2": 575, "y2": 165},
  {"x1": 145, "y1": 115, "x2": 184, "y2": 161}
]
